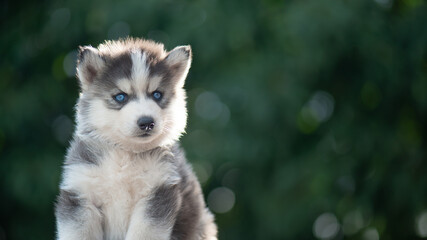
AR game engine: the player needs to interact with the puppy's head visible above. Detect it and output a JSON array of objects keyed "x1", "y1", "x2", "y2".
[{"x1": 75, "y1": 38, "x2": 190, "y2": 152}]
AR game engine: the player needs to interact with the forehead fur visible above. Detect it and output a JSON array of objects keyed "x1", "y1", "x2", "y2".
[{"x1": 97, "y1": 38, "x2": 167, "y2": 62}]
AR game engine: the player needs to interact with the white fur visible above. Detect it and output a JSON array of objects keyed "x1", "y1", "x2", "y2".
[
  {"x1": 131, "y1": 50, "x2": 149, "y2": 94},
  {"x1": 125, "y1": 199, "x2": 174, "y2": 240},
  {"x1": 147, "y1": 75, "x2": 163, "y2": 92},
  {"x1": 57, "y1": 212, "x2": 103, "y2": 240},
  {"x1": 116, "y1": 78, "x2": 133, "y2": 94},
  {"x1": 60, "y1": 146, "x2": 180, "y2": 239}
]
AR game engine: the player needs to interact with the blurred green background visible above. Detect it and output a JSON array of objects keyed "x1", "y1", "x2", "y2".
[{"x1": 1, "y1": 0, "x2": 427, "y2": 239}]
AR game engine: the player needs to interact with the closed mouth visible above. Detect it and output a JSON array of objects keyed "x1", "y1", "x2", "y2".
[{"x1": 137, "y1": 133, "x2": 151, "y2": 138}]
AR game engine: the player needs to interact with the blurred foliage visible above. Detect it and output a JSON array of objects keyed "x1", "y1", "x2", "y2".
[{"x1": 1, "y1": 0, "x2": 427, "y2": 239}]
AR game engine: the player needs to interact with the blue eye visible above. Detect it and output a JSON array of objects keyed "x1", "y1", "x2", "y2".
[
  {"x1": 114, "y1": 93, "x2": 128, "y2": 103},
  {"x1": 152, "y1": 91, "x2": 162, "y2": 100}
]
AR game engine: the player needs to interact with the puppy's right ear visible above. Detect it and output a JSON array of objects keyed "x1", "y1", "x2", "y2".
[{"x1": 76, "y1": 46, "x2": 105, "y2": 91}]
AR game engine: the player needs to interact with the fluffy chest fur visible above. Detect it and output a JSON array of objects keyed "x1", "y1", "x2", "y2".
[{"x1": 61, "y1": 147, "x2": 180, "y2": 238}]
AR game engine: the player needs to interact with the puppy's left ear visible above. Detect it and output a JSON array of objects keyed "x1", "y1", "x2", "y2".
[{"x1": 163, "y1": 45, "x2": 192, "y2": 88}]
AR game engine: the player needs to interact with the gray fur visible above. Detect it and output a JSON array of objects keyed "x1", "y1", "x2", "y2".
[
  {"x1": 55, "y1": 190, "x2": 81, "y2": 221},
  {"x1": 92, "y1": 52, "x2": 134, "y2": 111},
  {"x1": 92, "y1": 52, "x2": 133, "y2": 93},
  {"x1": 77, "y1": 46, "x2": 105, "y2": 85},
  {"x1": 149, "y1": 47, "x2": 192, "y2": 109},
  {"x1": 65, "y1": 137, "x2": 101, "y2": 165},
  {"x1": 146, "y1": 144, "x2": 216, "y2": 239},
  {"x1": 103, "y1": 52, "x2": 133, "y2": 81},
  {"x1": 148, "y1": 184, "x2": 180, "y2": 223},
  {"x1": 171, "y1": 145, "x2": 205, "y2": 240},
  {"x1": 151, "y1": 87, "x2": 176, "y2": 109},
  {"x1": 75, "y1": 97, "x2": 96, "y2": 135},
  {"x1": 103, "y1": 97, "x2": 127, "y2": 110}
]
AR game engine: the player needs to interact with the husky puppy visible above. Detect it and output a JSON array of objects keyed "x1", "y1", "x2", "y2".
[{"x1": 55, "y1": 38, "x2": 217, "y2": 240}]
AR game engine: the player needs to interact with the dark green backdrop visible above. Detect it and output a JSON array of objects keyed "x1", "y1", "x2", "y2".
[{"x1": 1, "y1": 0, "x2": 426, "y2": 239}]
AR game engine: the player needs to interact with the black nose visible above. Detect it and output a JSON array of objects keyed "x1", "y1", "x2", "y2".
[{"x1": 137, "y1": 116, "x2": 155, "y2": 131}]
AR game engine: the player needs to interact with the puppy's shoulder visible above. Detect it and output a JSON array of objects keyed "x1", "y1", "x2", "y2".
[{"x1": 65, "y1": 136, "x2": 104, "y2": 166}]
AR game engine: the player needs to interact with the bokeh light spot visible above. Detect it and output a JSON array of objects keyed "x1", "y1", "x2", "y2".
[
  {"x1": 297, "y1": 90, "x2": 334, "y2": 134},
  {"x1": 217, "y1": 103, "x2": 230, "y2": 127},
  {"x1": 416, "y1": 211, "x2": 427, "y2": 237},
  {"x1": 207, "y1": 187, "x2": 235, "y2": 214},
  {"x1": 313, "y1": 212, "x2": 340, "y2": 240},
  {"x1": 363, "y1": 227, "x2": 379, "y2": 240},
  {"x1": 308, "y1": 91, "x2": 335, "y2": 123},
  {"x1": 192, "y1": 162, "x2": 212, "y2": 185}
]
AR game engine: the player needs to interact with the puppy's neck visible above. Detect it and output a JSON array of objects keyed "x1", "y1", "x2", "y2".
[{"x1": 75, "y1": 125, "x2": 173, "y2": 155}]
